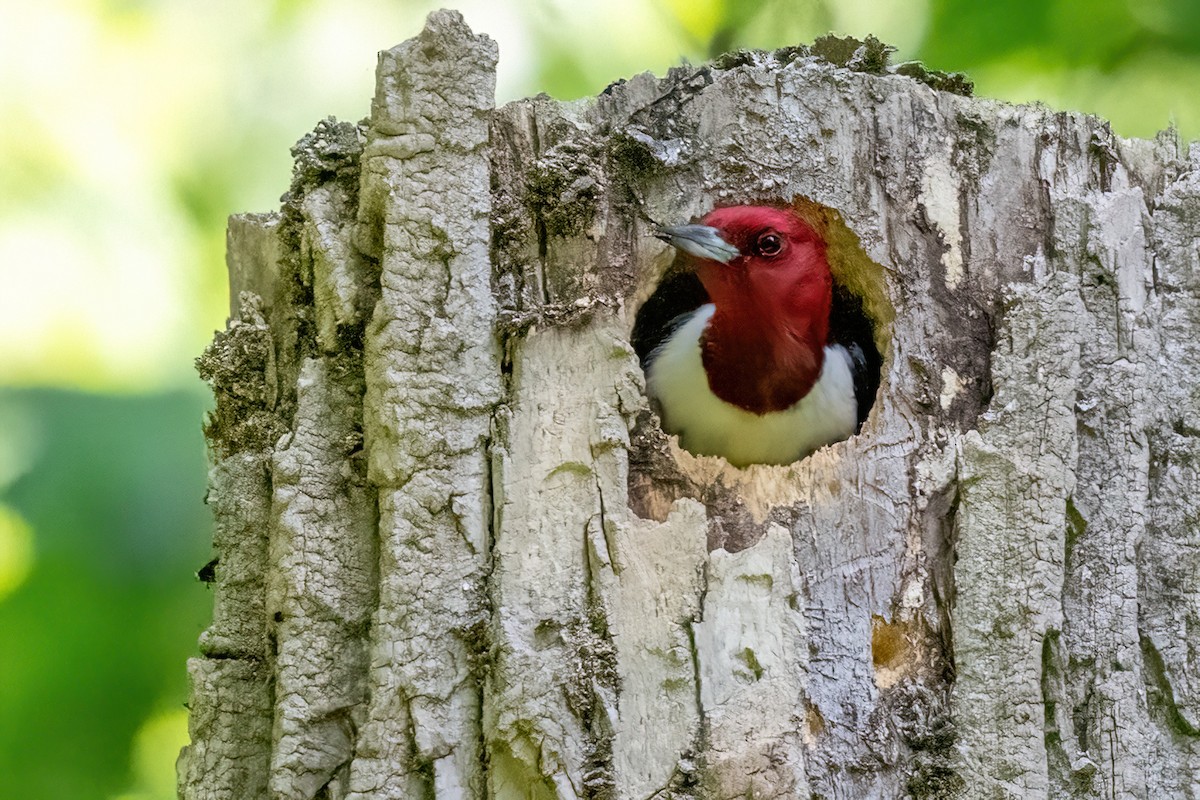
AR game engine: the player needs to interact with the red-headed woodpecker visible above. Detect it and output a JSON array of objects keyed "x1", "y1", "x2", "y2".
[{"x1": 634, "y1": 205, "x2": 878, "y2": 467}]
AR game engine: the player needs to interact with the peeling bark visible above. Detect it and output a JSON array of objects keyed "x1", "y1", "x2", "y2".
[{"x1": 181, "y1": 11, "x2": 1200, "y2": 800}]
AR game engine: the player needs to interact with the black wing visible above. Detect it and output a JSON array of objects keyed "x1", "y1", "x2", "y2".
[
  {"x1": 631, "y1": 270, "x2": 710, "y2": 369},
  {"x1": 828, "y1": 281, "x2": 882, "y2": 429}
]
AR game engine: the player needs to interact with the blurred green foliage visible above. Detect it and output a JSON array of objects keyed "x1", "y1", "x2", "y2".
[
  {"x1": 0, "y1": 1, "x2": 1197, "y2": 798},
  {"x1": 0, "y1": 390, "x2": 210, "y2": 799}
]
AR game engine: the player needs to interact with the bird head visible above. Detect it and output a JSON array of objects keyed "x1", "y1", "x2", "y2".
[{"x1": 656, "y1": 205, "x2": 831, "y2": 333}]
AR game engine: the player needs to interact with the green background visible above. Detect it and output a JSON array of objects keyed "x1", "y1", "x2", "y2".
[{"x1": 1, "y1": 1, "x2": 1196, "y2": 797}]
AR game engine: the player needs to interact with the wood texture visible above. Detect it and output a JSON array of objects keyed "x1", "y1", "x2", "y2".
[{"x1": 181, "y1": 11, "x2": 1200, "y2": 799}]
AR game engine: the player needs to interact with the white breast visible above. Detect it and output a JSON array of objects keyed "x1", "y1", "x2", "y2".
[{"x1": 645, "y1": 304, "x2": 858, "y2": 467}]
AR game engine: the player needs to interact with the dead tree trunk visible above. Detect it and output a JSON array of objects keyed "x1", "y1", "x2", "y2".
[{"x1": 180, "y1": 10, "x2": 1200, "y2": 800}]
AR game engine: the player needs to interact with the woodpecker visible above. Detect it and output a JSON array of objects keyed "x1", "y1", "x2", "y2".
[{"x1": 634, "y1": 205, "x2": 879, "y2": 467}]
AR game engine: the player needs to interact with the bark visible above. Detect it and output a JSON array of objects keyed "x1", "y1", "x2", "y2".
[{"x1": 181, "y1": 11, "x2": 1200, "y2": 800}]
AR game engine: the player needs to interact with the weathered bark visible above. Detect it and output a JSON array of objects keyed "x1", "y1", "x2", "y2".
[{"x1": 181, "y1": 10, "x2": 1200, "y2": 800}]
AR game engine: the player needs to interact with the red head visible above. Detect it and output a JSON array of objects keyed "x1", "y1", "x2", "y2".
[{"x1": 658, "y1": 205, "x2": 833, "y2": 413}]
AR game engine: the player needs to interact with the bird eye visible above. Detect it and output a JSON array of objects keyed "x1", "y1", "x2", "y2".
[{"x1": 755, "y1": 232, "x2": 783, "y2": 257}]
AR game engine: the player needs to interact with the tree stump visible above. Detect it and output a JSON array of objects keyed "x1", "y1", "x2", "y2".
[{"x1": 181, "y1": 10, "x2": 1200, "y2": 799}]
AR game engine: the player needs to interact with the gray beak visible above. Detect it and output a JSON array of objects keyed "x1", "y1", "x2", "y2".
[{"x1": 655, "y1": 224, "x2": 740, "y2": 264}]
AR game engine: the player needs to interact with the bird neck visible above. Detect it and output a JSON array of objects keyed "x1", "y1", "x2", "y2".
[{"x1": 700, "y1": 291, "x2": 830, "y2": 415}]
